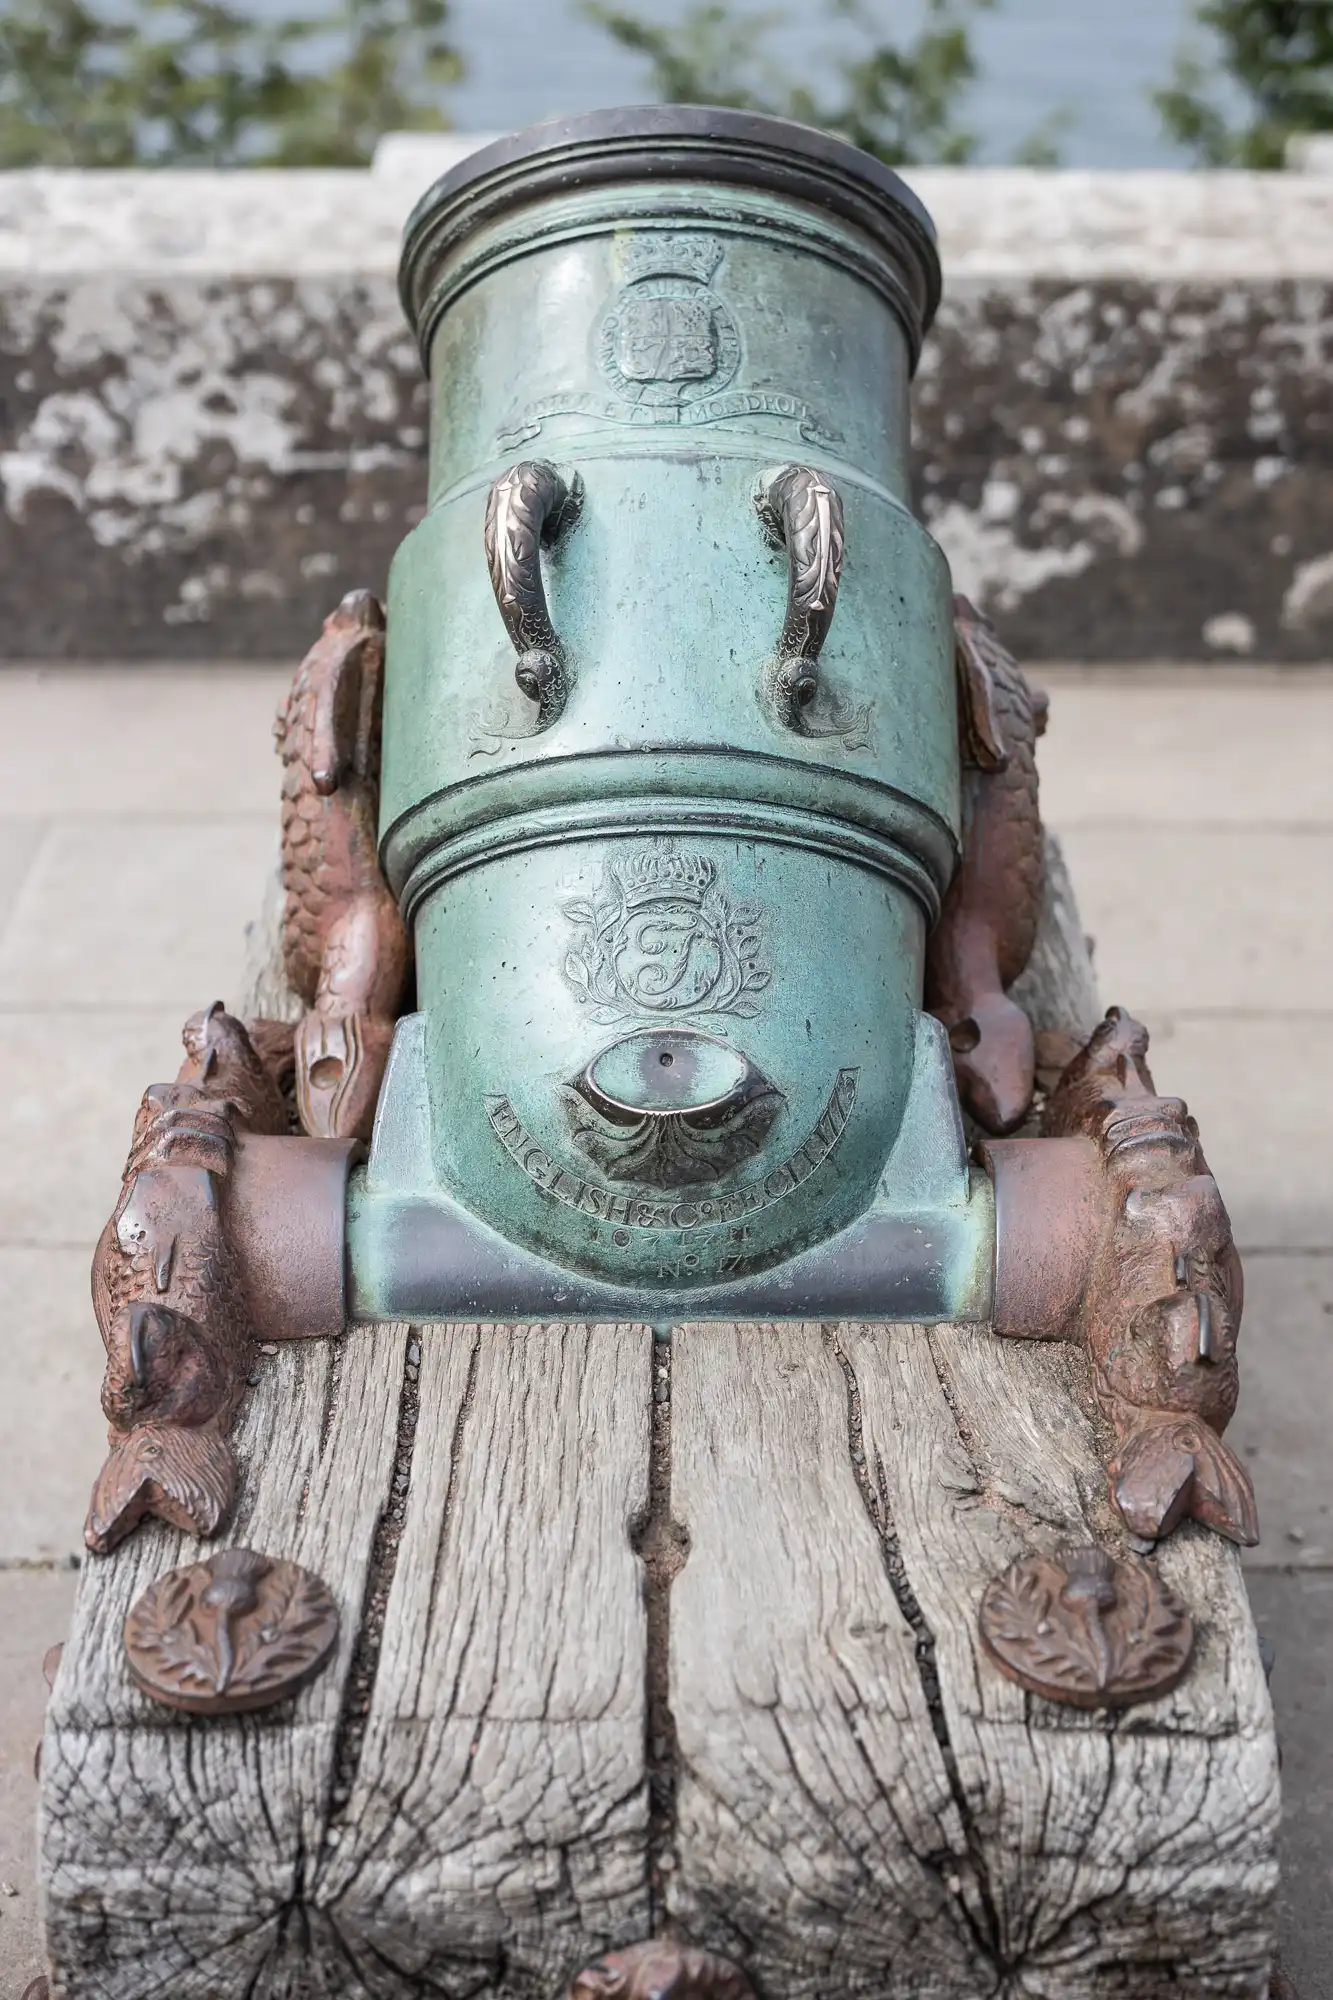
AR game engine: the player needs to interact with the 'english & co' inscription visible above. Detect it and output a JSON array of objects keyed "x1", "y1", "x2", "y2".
[{"x1": 486, "y1": 1068, "x2": 858, "y2": 1234}]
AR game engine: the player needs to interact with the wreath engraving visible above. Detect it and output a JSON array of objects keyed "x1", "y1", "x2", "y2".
[{"x1": 561, "y1": 851, "x2": 771, "y2": 1024}]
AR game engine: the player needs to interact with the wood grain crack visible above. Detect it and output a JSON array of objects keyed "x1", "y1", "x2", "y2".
[
  {"x1": 326, "y1": 1326, "x2": 431, "y2": 1830},
  {"x1": 823, "y1": 1324, "x2": 1010, "y2": 1988},
  {"x1": 634, "y1": 1324, "x2": 691, "y2": 1930}
]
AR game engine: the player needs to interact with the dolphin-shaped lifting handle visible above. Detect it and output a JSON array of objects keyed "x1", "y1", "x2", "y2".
[
  {"x1": 756, "y1": 462, "x2": 846, "y2": 719},
  {"x1": 484, "y1": 459, "x2": 582, "y2": 726}
]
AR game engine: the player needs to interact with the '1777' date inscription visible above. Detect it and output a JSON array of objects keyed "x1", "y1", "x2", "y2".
[{"x1": 486, "y1": 1069, "x2": 858, "y2": 1233}]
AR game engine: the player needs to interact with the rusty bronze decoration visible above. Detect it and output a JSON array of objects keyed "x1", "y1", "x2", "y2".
[
  {"x1": 276, "y1": 589, "x2": 410, "y2": 1143},
  {"x1": 86, "y1": 1013, "x2": 259, "y2": 1554},
  {"x1": 1044, "y1": 1007, "x2": 1256, "y2": 1545},
  {"x1": 85, "y1": 996, "x2": 364, "y2": 1553},
  {"x1": 123, "y1": 1548, "x2": 339, "y2": 1715},
  {"x1": 925, "y1": 595, "x2": 1047, "y2": 1135},
  {"x1": 483, "y1": 458, "x2": 582, "y2": 726},
  {"x1": 756, "y1": 461, "x2": 846, "y2": 720},
  {"x1": 979, "y1": 1545, "x2": 1194, "y2": 1708},
  {"x1": 85, "y1": 1005, "x2": 311, "y2": 1555},
  {"x1": 81, "y1": 634, "x2": 399, "y2": 1555},
  {"x1": 985, "y1": 1006, "x2": 1257, "y2": 1547},
  {"x1": 571, "y1": 1939, "x2": 757, "y2": 2000},
  {"x1": 176, "y1": 999, "x2": 289, "y2": 1134}
]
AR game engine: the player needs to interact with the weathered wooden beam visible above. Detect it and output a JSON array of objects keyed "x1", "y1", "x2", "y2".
[
  {"x1": 319, "y1": 1322, "x2": 653, "y2": 1994},
  {"x1": 666, "y1": 1322, "x2": 1278, "y2": 1999},
  {"x1": 667, "y1": 1321, "x2": 992, "y2": 1998},
  {"x1": 40, "y1": 1311, "x2": 1279, "y2": 1996},
  {"x1": 42, "y1": 1323, "x2": 410, "y2": 1996},
  {"x1": 41, "y1": 1323, "x2": 653, "y2": 1998}
]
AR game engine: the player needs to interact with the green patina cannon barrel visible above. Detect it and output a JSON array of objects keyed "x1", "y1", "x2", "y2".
[{"x1": 374, "y1": 107, "x2": 966, "y2": 1300}]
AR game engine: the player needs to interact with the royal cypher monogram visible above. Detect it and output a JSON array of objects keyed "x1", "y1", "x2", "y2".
[
  {"x1": 486, "y1": 1069, "x2": 858, "y2": 1233},
  {"x1": 562, "y1": 850, "x2": 770, "y2": 1023}
]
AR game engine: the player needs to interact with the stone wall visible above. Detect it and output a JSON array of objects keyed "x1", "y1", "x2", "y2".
[{"x1": 1, "y1": 157, "x2": 1330, "y2": 661}]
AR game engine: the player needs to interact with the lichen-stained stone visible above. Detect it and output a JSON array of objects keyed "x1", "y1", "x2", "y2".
[
  {"x1": 0, "y1": 274, "x2": 429, "y2": 657},
  {"x1": 915, "y1": 278, "x2": 1333, "y2": 662},
  {"x1": 1, "y1": 164, "x2": 1331, "y2": 661}
]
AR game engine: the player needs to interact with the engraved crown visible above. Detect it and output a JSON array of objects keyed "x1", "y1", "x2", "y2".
[
  {"x1": 612, "y1": 850, "x2": 715, "y2": 902},
  {"x1": 618, "y1": 232, "x2": 725, "y2": 287}
]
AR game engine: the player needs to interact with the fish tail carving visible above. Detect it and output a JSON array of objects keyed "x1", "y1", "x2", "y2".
[
  {"x1": 277, "y1": 593, "x2": 409, "y2": 1141},
  {"x1": 1112, "y1": 1412, "x2": 1259, "y2": 1548},
  {"x1": 1025, "y1": 1006, "x2": 1257, "y2": 1548}
]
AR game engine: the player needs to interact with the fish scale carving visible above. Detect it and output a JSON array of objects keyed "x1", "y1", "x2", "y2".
[{"x1": 275, "y1": 590, "x2": 410, "y2": 1140}]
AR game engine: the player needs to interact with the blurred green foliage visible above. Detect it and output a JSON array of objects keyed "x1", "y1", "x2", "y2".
[
  {"x1": 0, "y1": 0, "x2": 461, "y2": 166},
  {"x1": 580, "y1": 0, "x2": 1012, "y2": 165},
  {"x1": 22, "y1": 0, "x2": 1316, "y2": 175},
  {"x1": 1155, "y1": 1, "x2": 1333, "y2": 165}
]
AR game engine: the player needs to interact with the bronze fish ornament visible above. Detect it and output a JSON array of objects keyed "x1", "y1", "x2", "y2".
[
  {"x1": 85, "y1": 1008, "x2": 286, "y2": 1554},
  {"x1": 275, "y1": 590, "x2": 410, "y2": 1141},
  {"x1": 1042, "y1": 1007, "x2": 1257, "y2": 1547},
  {"x1": 926, "y1": 595, "x2": 1047, "y2": 1135}
]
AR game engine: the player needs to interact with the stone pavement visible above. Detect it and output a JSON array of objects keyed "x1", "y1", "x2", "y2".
[{"x1": 0, "y1": 661, "x2": 1329, "y2": 1994}]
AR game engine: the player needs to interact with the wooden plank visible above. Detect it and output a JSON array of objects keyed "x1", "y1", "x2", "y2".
[
  {"x1": 311, "y1": 1321, "x2": 652, "y2": 1996},
  {"x1": 666, "y1": 1321, "x2": 994, "y2": 1999},
  {"x1": 41, "y1": 1322, "x2": 411, "y2": 1999},
  {"x1": 41, "y1": 1320, "x2": 653, "y2": 2000},
  {"x1": 854, "y1": 1319, "x2": 1279, "y2": 1997},
  {"x1": 41, "y1": 1311, "x2": 1280, "y2": 1999},
  {"x1": 667, "y1": 1321, "x2": 1278, "y2": 1999}
]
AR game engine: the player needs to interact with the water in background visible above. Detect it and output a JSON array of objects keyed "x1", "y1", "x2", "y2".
[{"x1": 444, "y1": 0, "x2": 1201, "y2": 167}]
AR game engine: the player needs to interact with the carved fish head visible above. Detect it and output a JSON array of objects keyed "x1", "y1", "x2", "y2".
[
  {"x1": 1041, "y1": 1007, "x2": 1158, "y2": 1140},
  {"x1": 101, "y1": 1301, "x2": 216, "y2": 1430},
  {"x1": 179, "y1": 1002, "x2": 287, "y2": 1135},
  {"x1": 1099, "y1": 1173, "x2": 1242, "y2": 1426}
]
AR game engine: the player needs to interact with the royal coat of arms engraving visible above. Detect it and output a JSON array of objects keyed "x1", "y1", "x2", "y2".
[
  {"x1": 596, "y1": 234, "x2": 741, "y2": 408},
  {"x1": 617, "y1": 290, "x2": 718, "y2": 383},
  {"x1": 561, "y1": 851, "x2": 771, "y2": 1022}
]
